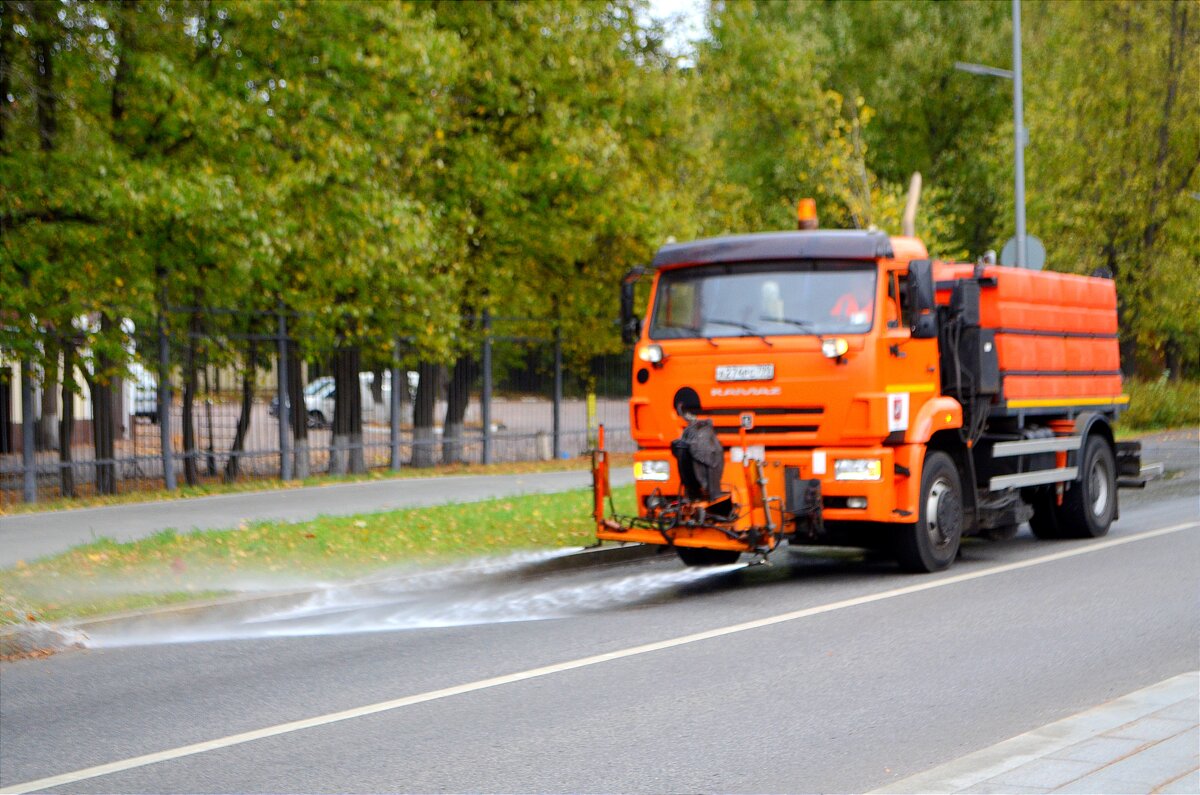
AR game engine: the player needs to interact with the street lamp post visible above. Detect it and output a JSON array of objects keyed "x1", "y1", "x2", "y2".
[{"x1": 955, "y1": 0, "x2": 1027, "y2": 268}]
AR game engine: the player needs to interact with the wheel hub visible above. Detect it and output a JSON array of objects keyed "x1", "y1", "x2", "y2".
[
  {"x1": 926, "y1": 476, "x2": 961, "y2": 551},
  {"x1": 1090, "y1": 455, "x2": 1111, "y2": 517}
]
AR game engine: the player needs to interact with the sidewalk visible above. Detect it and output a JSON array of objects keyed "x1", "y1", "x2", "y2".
[
  {"x1": 876, "y1": 671, "x2": 1199, "y2": 794},
  {"x1": 0, "y1": 467, "x2": 634, "y2": 567}
]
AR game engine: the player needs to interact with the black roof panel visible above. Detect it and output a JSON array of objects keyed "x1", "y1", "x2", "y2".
[{"x1": 651, "y1": 230, "x2": 894, "y2": 268}]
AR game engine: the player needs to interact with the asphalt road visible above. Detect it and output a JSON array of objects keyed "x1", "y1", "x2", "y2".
[{"x1": 1, "y1": 440, "x2": 1196, "y2": 793}]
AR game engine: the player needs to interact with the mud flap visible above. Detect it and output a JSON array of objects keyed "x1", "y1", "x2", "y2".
[{"x1": 785, "y1": 467, "x2": 823, "y2": 541}]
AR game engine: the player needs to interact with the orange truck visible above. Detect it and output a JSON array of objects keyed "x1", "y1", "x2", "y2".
[{"x1": 590, "y1": 207, "x2": 1144, "y2": 571}]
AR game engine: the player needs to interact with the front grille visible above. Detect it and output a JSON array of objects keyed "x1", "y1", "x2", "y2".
[
  {"x1": 697, "y1": 406, "x2": 823, "y2": 417},
  {"x1": 714, "y1": 425, "x2": 819, "y2": 435},
  {"x1": 699, "y1": 406, "x2": 823, "y2": 438}
]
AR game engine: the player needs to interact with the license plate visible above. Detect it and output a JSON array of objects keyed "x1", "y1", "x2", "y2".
[{"x1": 715, "y1": 364, "x2": 774, "y2": 382}]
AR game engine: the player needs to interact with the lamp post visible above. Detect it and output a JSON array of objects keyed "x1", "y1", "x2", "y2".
[{"x1": 955, "y1": 0, "x2": 1026, "y2": 268}]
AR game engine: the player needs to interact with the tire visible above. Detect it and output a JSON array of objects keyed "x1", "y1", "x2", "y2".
[
  {"x1": 1029, "y1": 434, "x2": 1116, "y2": 539},
  {"x1": 676, "y1": 547, "x2": 742, "y2": 567},
  {"x1": 896, "y1": 451, "x2": 964, "y2": 573},
  {"x1": 308, "y1": 410, "x2": 326, "y2": 429}
]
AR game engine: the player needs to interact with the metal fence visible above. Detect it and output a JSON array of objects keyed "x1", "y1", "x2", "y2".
[{"x1": 1, "y1": 309, "x2": 634, "y2": 506}]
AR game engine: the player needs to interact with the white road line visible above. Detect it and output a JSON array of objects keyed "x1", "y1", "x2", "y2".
[{"x1": 3, "y1": 521, "x2": 1196, "y2": 794}]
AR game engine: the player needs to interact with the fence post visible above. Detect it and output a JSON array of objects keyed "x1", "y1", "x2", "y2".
[
  {"x1": 276, "y1": 306, "x2": 293, "y2": 481},
  {"x1": 158, "y1": 317, "x2": 176, "y2": 491},
  {"x1": 21, "y1": 359, "x2": 36, "y2": 504},
  {"x1": 553, "y1": 325, "x2": 562, "y2": 460},
  {"x1": 389, "y1": 337, "x2": 402, "y2": 471},
  {"x1": 481, "y1": 309, "x2": 492, "y2": 465}
]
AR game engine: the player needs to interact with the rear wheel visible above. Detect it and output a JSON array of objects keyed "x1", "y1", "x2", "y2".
[
  {"x1": 1030, "y1": 433, "x2": 1116, "y2": 539},
  {"x1": 676, "y1": 547, "x2": 741, "y2": 567},
  {"x1": 307, "y1": 410, "x2": 326, "y2": 429},
  {"x1": 896, "y1": 451, "x2": 963, "y2": 573}
]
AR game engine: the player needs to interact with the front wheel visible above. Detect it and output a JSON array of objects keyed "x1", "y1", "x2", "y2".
[
  {"x1": 676, "y1": 547, "x2": 741, "y2": 567},
  {"x1": 896, "y1": 451, "x2": 964, "y2": 573}
]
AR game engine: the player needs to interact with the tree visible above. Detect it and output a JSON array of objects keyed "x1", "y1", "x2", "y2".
[{"x1": 1020, "y1": 0, "x2": 1199, "y2": 376}]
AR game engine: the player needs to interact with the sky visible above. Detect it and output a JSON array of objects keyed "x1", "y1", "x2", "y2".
[{"x1": 645, "y1": 0, "x2": 707, "y2": 57}]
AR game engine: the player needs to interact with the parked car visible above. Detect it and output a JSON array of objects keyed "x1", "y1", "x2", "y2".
[
  {"x1": 268, "y1": 376, "x2": 333, "y2": 426},
  {"x1": 129, "y1": 362, "x2": 159, "y2": 423},
  {"x1": 269, "y1": 372, "x2": 417, "y2": 428}
]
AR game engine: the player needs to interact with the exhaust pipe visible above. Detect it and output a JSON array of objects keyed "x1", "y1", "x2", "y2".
[{"x1": 902, "y1": 172, "x2": 922, "y2": 237}]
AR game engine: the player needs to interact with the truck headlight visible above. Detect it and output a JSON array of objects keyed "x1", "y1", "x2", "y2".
[
  {"x1": 835, "y1": 458, "x2": 882, "y2": 481},
  {"x1": 638, "y1": 344, "x2": 664, "y2": 364},
  {"x1": 634, "y1": 460, "x2": 671, "y2": 481},
  {"x1": 821, "y1": 337, "x2": 849, "y2": 359}
]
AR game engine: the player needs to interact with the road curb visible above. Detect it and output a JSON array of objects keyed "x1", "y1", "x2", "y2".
[
  {"x1": 872, "y1": 671, "x2": 1200, "y2": 794},
  {"x1": 0, "y1": 542, "x2": 662, "y2": 658}
]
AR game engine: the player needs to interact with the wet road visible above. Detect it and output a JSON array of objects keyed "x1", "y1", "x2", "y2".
[{"x1": 1, "y1": 434, "x2": 1196, "y2": 793}]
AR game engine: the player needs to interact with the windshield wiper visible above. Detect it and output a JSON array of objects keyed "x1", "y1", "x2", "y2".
[
  {"x1": 762, "y1": 316, "x2": 818, "y2": 335},
  {"x1": 706, "y1": 318, "x2": 774, "y2": 347}
]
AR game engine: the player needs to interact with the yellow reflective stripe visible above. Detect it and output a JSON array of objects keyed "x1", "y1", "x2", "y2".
[
  {"x1": 886, "y1": 383, "x2": 936, "y2": 393},
  {"x1": 1007, "y1": 395, "x2": 1130, "y2": 409}
]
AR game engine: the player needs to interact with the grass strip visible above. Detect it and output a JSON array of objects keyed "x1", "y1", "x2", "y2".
[
  {"x1": 1116, "y1": 378, "x2": 1199, "y2": 432},
  {"x1": 0, "y1": 484, "x2": 638, "y2": 625},
  {"x1": 1, "y1": 453, "x2": 633, "y2": 516}
]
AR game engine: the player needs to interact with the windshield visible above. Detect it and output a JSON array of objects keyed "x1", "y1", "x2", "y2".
[
  {"x1": 304, "y1": 378, "x2": 333, "y2": 396},
  {"x1": 649, "y1": 261, "x2": 877, "y2": 340}
]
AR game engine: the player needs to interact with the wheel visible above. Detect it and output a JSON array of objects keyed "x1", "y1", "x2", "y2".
[
  {"x1": 896, "y1": 450, "x2": 964, "y2": 572},
  {"x1": 1030, "y1": 434, "x2": 1116, "y2": 539},
  {"x1": 676, "y1": 547, "x2": 742, "y2": 567},
  {"x1": 307, "y1": 410, "x2": 326, "y2": 429}
]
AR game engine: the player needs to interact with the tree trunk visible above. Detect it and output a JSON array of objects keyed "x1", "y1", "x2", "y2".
[
  {"x1": 287, "y1": 341, "x2": 309, "y2": 478},
  {"x1": 58, "y1": 341, "x2": 75, "y2": 497},
  {"x1": 224, "y1": 341, "x2": 255, "y2": 483},
  {"x1": 181, "y1": 315, "x2": 200, "y2": 485},
  {"x1": 204, "y1": 367, "x2": 216, "y2": 476},
  {"x1": 331, "y1": 345, "x2": 363, "y2": 474},
  {"x1": 38, "y1": 346, "x2": 59, "y2": 451},
  {"x1": 0, "y1": 0, "x2": 14, "y2": 149},
  {"x1": 1164, "y1": 339, "x2": 1182, "y2": 380},
  {"x1": 90, "y1": 316, "x2": 117, "y2": 495},
  {"x1": 411, "y1": 361, "x2": 440, "y2": 468},
  {"x1": 442, "y1": 355, "x2": 478, "y2": 464},
  {"x1": 30, "y1": 1, "x2": 59, "y2": 453},
  {"x1": 370, "y1": 367, "x2": 385, "y2": 403},
  {"x1": 31, "y1": 0, "x2": 56, "y2": 154}
]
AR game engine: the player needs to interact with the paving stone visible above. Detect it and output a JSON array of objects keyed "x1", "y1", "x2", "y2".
[
  {"x1": 988, "y1": 758, "x2": 1098, "y2": 789},
  {"x1": 1155, "y1": 766, "x2": 1200, "y2": 795},
  {"x1": 957, "y1": 783, "x2": 1050, "y2": 794},
  {"x1": 1047, "y1": 734, "x2": 1146, "y2": 764},
  {"x1": 1103, "y1": 716, "x2": 1194, "y2": 742},
  {"x1": 1052, "y1": 727, "x2": 1199, "y2": 794},
  {"x1": 1150, "y1": 699, "x2": 1200, "y2": 723}
]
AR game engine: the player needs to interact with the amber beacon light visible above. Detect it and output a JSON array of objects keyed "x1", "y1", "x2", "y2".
[{"x1": 796, "y1": 198, "x2": 819, "y2": 230}]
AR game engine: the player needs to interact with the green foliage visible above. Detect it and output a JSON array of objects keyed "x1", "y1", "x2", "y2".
[
  {"x1": 1119, "y1": 377, "x2": 1200, "y2": 431},
  {"x1": 1019, "y1": 0, "x2": 1200, "y2": 375},
  {"x1": 1, "y1": 0, "x2": 1195, "y2": 378}
]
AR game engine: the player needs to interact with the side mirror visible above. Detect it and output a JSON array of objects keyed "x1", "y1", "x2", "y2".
[
  {"x1": 620, "y1": 267, "x2": 646, "y2": 345},
  {"x1": 907, "y1": 259, "x2": 938, "y2": 339}
]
